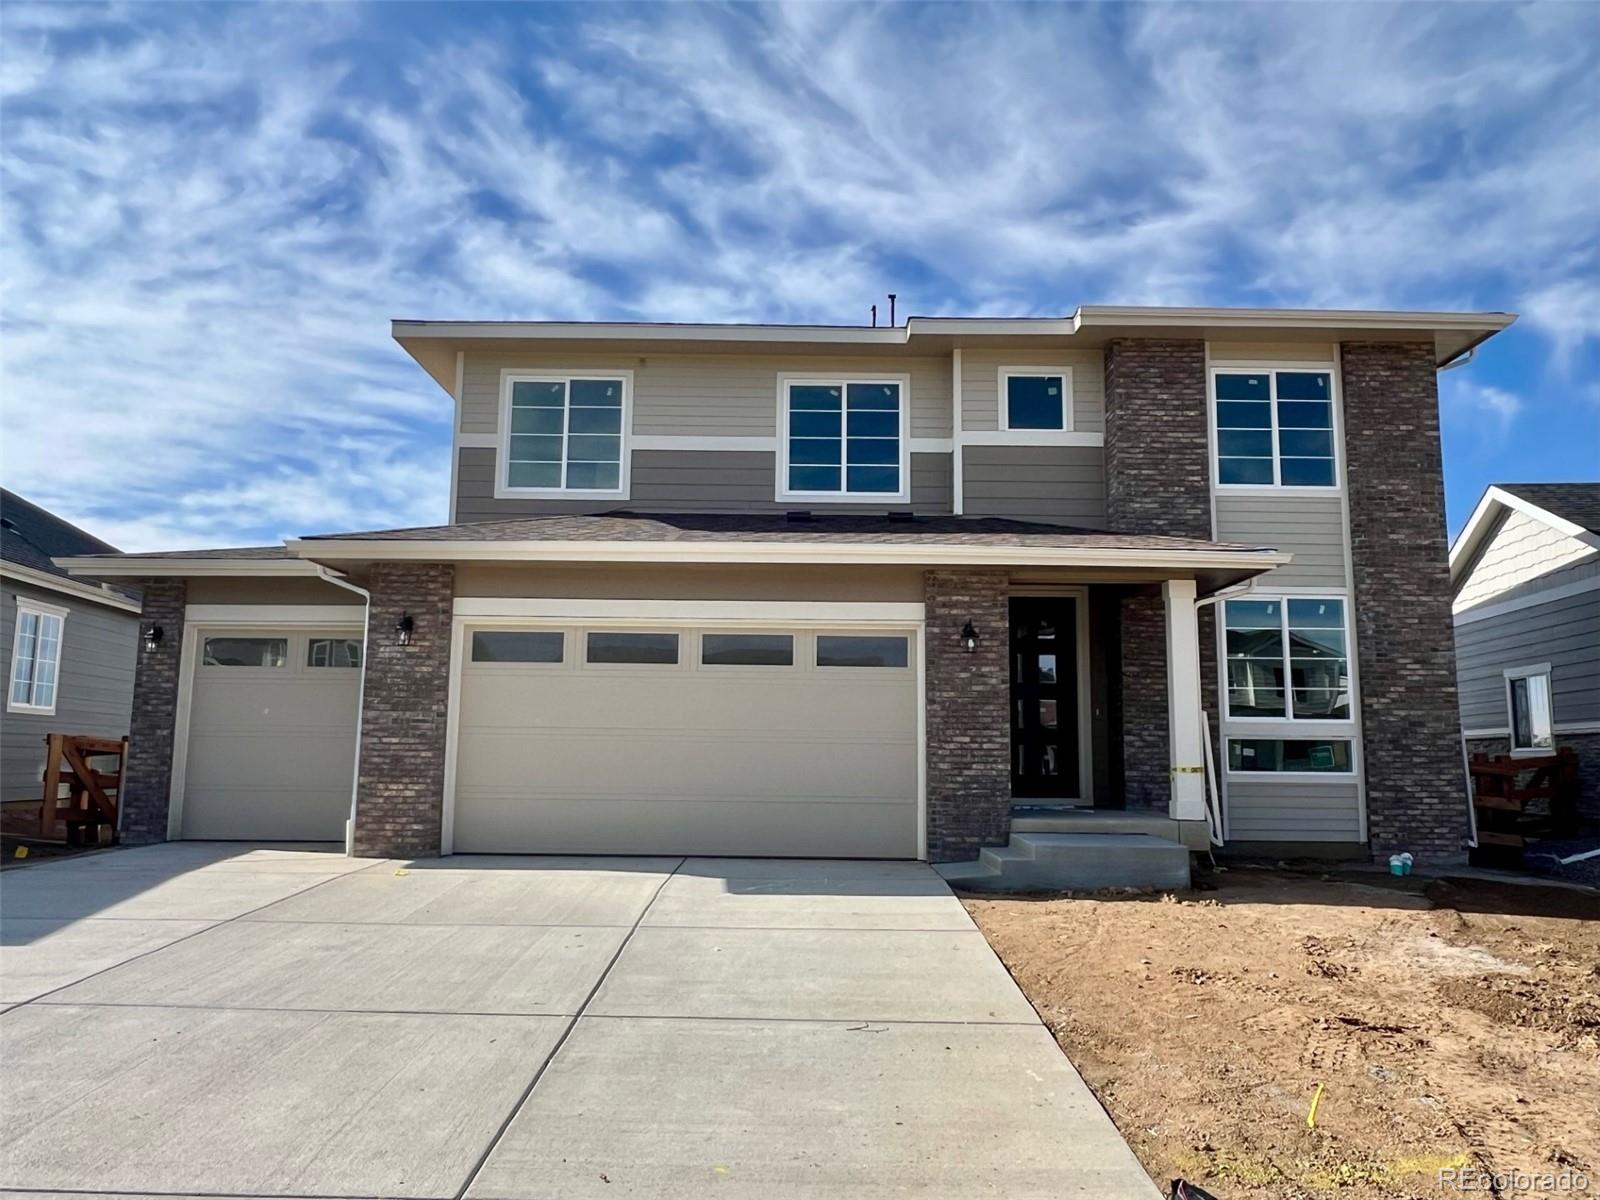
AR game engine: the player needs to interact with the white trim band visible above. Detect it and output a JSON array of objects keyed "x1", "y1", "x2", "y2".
[
  {"x1": 1453, "y1": 575, "x2": 1600, "y2": 624},
  {"x1": 453, "y1": 598, "x2": 926, "y2": 623},
  {"x1": 183, "y1": 604, "x2": 366, "y2": 626}
]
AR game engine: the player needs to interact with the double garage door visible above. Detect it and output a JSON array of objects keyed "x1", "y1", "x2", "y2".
[{"x1": 451, "y1": 623, "x2": 920, "y2": 858}]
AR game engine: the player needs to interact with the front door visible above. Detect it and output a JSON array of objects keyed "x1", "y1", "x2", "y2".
[{"x1": 1009, "y1": 597, "x2": 1081, "y2": 800}]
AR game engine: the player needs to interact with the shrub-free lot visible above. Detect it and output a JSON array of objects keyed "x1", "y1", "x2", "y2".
[{"x1": 965, "y1": 869, "x2": 1600, "y2": 1199}]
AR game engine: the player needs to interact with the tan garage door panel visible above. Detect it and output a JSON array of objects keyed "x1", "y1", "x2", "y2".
[
  {"x1": 181, "y1": 630, "x2": 360, "y2": 841},
  {"x1": 453, "y1": 628, "x2": 919, "y2": 857}
]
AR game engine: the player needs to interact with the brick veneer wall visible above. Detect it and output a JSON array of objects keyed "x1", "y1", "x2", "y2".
[
  {"x1": 1343, "y1": 341, "x2": 1469, "y2": 862},
  {"x1": 924, "y1": 569, "x2": 1011, "y2": 861},
  {"x1": 1103, "y1": 338, "x2": 1214, "y2": 811},
  {"x1": 353, "y1": 562, "x2": 454, "y2": 859},
  {"x1": 119, "y1": 578, "x2": 186, "y2": 844}
]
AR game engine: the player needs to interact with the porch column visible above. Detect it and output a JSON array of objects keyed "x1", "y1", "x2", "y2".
[{"x1": 1162, "y1": 579, "x2": 1207, "y2": 821}]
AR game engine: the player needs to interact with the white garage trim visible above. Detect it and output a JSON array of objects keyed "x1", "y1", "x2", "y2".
[
  {"x1": 440, "y1": 606, "x2": 927, "y2": 858},
  {"x1": 452, "y1": 598, "x2": 926, "y2": 623},
  {"x1": 167, "y1": 612, "x2": 363, "y2": 841}
]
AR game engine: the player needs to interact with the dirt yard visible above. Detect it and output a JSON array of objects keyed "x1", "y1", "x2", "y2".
[{"x1": 964, "y1": 868, "x2": 1600, "y2": 1199}]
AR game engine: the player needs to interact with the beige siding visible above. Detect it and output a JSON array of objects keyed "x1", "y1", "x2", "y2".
[
  {"x1": 1453, "y1": 509, "x2": 1600, "y2": 611},
  {"x1": 455, "y1": 447, "x2": 951, "y2": 522},
  {"x1": 1213, "y1": 493, "x2": 1348, "y2": 589},
  {"x1": 961, "y1": 446, "x2": 1107, "y2": 527},
  {"x1": 454, "y1": 563, "x2": 927, "y2": 602},
  {"x1": 1208, "y1": 341, "x2": 1337, "y2": 364},
  {"x1": 958, "y1": 348, "x2": 1104, "y2": 433},
  {"x1": 460, "y1": 350, "x2": 952, "y2": 439},
  {"x1": 186, "y1": 578, "x2": 367, "y2": 605},
  {"x1": 1225, "y1": 776, "x2": 1362, "y2": 842}
]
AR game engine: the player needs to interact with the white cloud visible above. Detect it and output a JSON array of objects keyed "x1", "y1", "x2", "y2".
[
  {"x1": 1442, "y1": 379, "x2": 1524, "y2": 439},
  {"x1": 0, "y1": 2, "x2": 1595, "y2": 549}
]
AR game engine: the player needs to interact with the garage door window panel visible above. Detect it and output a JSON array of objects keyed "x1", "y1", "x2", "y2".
[
  {"x1": 307, "y1": 638, "x2": 362, "y2": 668},
  {"x1": 586, "y1": 631, "x2": 680, "y2": 665},
  {"x1": 471, "y1": 630, "x2": 566, "y2": 664},
  {"x1": 203, "y1": 637, "x2": 288, "y2": 668},
  {"x1": 700, "y1": 633, "x2": 795, "y2": 667},
  {"x1": 816, "y1": 635, "x2": 910, "y2": 669}
]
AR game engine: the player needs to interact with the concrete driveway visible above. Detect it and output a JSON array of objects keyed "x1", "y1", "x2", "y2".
[{"x1": 1, "y1": 843, "x2": 1158, "y2": 1199}]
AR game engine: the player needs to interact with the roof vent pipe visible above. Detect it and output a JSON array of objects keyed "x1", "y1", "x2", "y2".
[
  {"x1": 888, "y1": 294, "x2": 897, "y2": 326},
  {"x1": 870, "y1": 304, "x2": 877, "y2": 328}
]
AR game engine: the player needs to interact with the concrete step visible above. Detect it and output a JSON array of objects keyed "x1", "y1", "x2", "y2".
[
  {"x1": 1009, "y1": 807, "x2": 1212, "y2": 851},
  {"x1": 937, "y1": 832, "x2": 1191, "y2": 893}
]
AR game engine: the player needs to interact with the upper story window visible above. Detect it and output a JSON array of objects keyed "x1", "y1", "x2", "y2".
[
  {"x1": 780, "y1": 377, "x2": 908, "y2": 501},
  {"x1": 499, "y1": 371, "x2": 630, "y2": 497},
  {"x1": 1212, "y1": 369, "x2": 1337, "y2": 488},
  {"x1": 1223, "y1": 596, "x2": 1351, "y2": 722},
  {"x1": 1000, "y1": 368, "x2": 1073, "y2": 432},
  {"x1": 1504, "y1": 664, "x2": 1554, "y2": 755},
  {"x1": 8, "y1": 599, "x2": 66, "y2": 714}
]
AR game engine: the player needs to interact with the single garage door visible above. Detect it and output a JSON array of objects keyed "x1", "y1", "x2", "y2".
[
  {"x1": 452, "y1": 624, "x2": 920, "y2": 857},
  {"x1": 179, "y1": 628, "x2": 362, "y2": 840}
]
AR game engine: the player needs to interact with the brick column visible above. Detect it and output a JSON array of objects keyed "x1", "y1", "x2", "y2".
[
  {"x1": 1342, "y1": 342, "x2": 1469, "y2": 862},
  {"x1": 924, "y1": 569, "x2": 1011, "y2": 861},
  {"x1": 353, "y1": 562, "x2": 454, "y2": 859},
  {"x1": 120, "y1": 578, "x2": 186, "y2": 844},
  {"x1": 1103, "y1": 338, "x2": 1213, "y2": 809}
]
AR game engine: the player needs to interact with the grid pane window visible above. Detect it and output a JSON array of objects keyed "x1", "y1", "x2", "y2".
[
  {"x1": 506, "y1": 377, "x2": 625, "y2": 492},
  {"x1": 1224, "y1": 597, "x2": 1350, "y2": 721},
  {"x1": 1214, "y1": 370, "x2": 1336, "y2": 488},
  {"x1": 9, "y1": 609, "x2": 64, "y2": 710},
  {"x1": 786, "y1": 381, "x2": 901, "y2": 495}
]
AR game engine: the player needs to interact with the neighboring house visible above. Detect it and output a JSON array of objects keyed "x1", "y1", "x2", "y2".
[
  {"x1": 59, "y1": 306, "x2": 1514, "y2": 882},
  {"x1": 1450, "y1": 483, "x2": 1600, "y2": 818},
  {"x1": 1, "y1": 490, "x2": 142, "y2": 805}
]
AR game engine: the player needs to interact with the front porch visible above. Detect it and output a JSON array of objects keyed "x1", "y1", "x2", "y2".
[{"x1": 924, "y1": 570, "x2": 1228, "y2": 886}]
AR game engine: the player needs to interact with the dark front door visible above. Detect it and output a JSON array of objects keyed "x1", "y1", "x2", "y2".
[{"x1": 1010, "y1": 596, "x2": 1081, "y2": 800}]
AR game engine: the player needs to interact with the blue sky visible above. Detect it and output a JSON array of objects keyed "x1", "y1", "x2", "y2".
[{"x1": 2, "y1": 2, "x2": 1596, "y2": 551}]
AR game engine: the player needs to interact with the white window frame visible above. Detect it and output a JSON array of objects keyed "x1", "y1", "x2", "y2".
[
  {"x1": 7, "y1": 597, "x2": 68, "y2": 715},
  {"x1": 496, "y1": 369, "x2": 633, "y2": 501},
  {"x1": 998, "y1": 366, "x2": 1074, "y2": 433},
  {"x1": 1209, "y1": 365, "x2": 1341, "y2": 493},
  {"x1": 1221, "y1": 593, "x2": 1355, "y2": 729},
  {"x1": 1503, "y1": 662, "x2": 1555, "y2": 757},
  {"x1": 776, "y1": 374, "x2": 912, "y2": 504}
]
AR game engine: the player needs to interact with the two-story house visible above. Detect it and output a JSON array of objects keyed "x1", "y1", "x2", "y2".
[{"x1": 61, "y1": 306, "x2": 1514, "y2": 885}]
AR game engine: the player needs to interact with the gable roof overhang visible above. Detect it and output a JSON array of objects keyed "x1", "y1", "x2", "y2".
[
  {"x1": 1449, "y1": 484, "x2": 1600, "y2": 586},
  {"x1": 392, "y1": 306, "x2": 1516, "y2": 396}
]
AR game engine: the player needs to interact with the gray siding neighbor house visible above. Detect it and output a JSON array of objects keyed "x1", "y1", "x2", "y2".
[
  {"x1": 1451, "y1": 483, "x2": 1600, "y2": 818},
  {"x1": 58, "y1": 306, "x2": 1515, "y2": 885},
  {"x1": 1, "y1": 491, "x2": 142, "y2": 805}
]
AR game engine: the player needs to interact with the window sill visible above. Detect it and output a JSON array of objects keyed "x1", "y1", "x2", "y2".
[
  {"x1": 1509, "y1": 746, "x2": 1556, "y2": 759},
  {"x1": 6, "y1": 701, "x2": 57, "y2": 716},
  {"x1": 776, "y1": 493, "x2": 913, "y2": 506},
  {"x1": 494, "y1": 487, "x2": 630, "y2": 502},
  {"x1": 1213, "y1": 484, "x2": 1342, "y2": 496}
]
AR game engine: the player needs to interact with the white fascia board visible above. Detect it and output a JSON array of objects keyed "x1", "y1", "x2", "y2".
[
  {"x1": 291, "y1": 537, "x2": 1292, "y2": 571},
  {"x1": 393, "y1": 321, "x2": 911, "y2": 346},
  {"x1": 1075, "y1": 306, "x2": 1517, "y2": 334},
  {"x1": 1, "y1": 562, "x2": 142, "y2": 613},
  {"x1": 1448, "y1": 485, "x2": 1600, "y2": 583},
  {"x1": 57, "y1": 556, "x2": 322, "y2": 579}
]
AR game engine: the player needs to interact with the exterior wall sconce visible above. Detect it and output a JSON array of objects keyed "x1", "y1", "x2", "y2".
[
  {"x1": 142, "y1": 624, "x2": 164, "y2": 653},
  {"x1": 395, "y1": 612, "x2": 415, "y2": 646},
  {"x1": 960, "y1": 621, "x2": 980, "y2": 653}
]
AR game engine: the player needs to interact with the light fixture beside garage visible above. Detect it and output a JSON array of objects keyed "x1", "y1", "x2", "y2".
[
  {"x1": 960, "y1": 621, "x2": 980, "y2": 653},
  {"x1": 395, "y1": 612, "x2": 415, "y2": 646},
  {"x1": 142, "y1": 623, "x2": 164, "y2": 653}
]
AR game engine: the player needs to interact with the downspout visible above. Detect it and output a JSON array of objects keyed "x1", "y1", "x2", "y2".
[
  {"x1": 1437, "y1": 346, "x2": 1477, "y2": 372},
  {"x1": 316, "y1": 565, "x2": 370, "y2": 857},
  {"x1": 1191, "y1": 576, "x2": 1262, "y2": 848}
]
